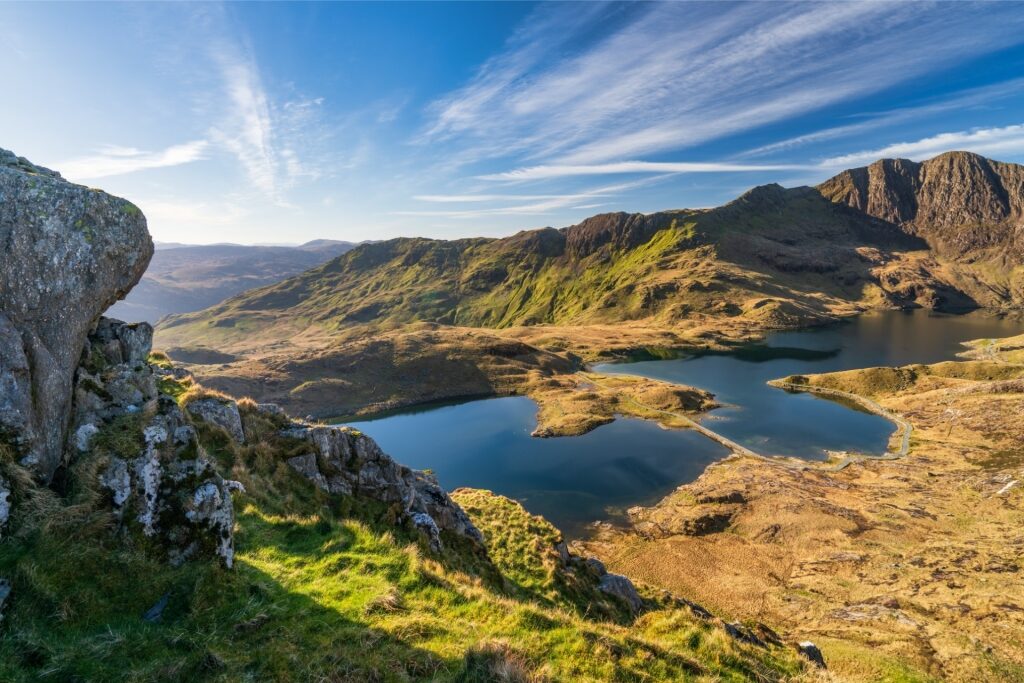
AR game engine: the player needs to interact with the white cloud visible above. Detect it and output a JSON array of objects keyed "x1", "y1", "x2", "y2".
[
  {"x1": 480, "y1": 160, "x2": 803, "y2": 181},
  {"x1": 209, "y1": 47, "x2": 280, "y2": 198},
  {"x1": 414, "y1": 193, "x2": 612, "y2": 203},
  {"x1": 819, "y1": 124, "x2": 1024, "y2": 169},
  {"x1": 743, "y1": 78, "x2": 1024, "y2": 158},
  {"x1": 421, "y1": 2, "x2": 1024, "y2": 169},
  {"x1": 54, "y1": 140, "x2": 209, "y2": 181},
  {"x1": 397, "y1": 176, "x2": 674, "y2": 218}
]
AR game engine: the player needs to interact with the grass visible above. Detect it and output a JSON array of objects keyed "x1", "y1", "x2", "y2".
[{"x1": 0, "y1": 382, "x2": 810, "y2": 682}]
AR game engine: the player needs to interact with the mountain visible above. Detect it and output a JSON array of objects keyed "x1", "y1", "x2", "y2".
[
  {"x1": 107, "y1": 239, "x2": 357, "y2": 323},
  {"x1": 819, "y1": 150, "x2": 1024, "y2": 261},
  {"x1": 157, "y1": 183, "x2": 939, "y2": 353}
]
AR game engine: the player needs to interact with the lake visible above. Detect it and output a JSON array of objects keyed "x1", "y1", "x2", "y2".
[{"x1": 343, "y1": 310, "x2": 1022, "y2": 536}]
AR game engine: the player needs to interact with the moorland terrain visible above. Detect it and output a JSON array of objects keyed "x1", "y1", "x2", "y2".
[
  {"x1": 3, "y1": 146, "x2": 1024, "y2": 682},
  {"x1": 151, "y1": 150, "x2": 1024, "y2": 681}
]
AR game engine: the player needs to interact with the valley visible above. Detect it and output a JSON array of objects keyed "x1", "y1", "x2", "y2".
[
  {"x1": 580, "y1": 330, "x2": 1024, "y2": 681},
  {"x1": 147, "y1": 151, "x2": 1024, "y2": 681},
  {"x1": 7, "y1": 4, "x2": 1024, "y2": 680}
]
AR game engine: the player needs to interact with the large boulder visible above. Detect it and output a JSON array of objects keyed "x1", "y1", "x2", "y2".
[{"x1": 0, "y1": 149, "x2": 152, "y2": 482}]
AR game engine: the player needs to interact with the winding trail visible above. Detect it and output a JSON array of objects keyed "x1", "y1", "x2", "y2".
[
  {"x1": 588, "y1": 376, "x2": 760, "y2": 458},
  {"x1": 590, "y1": 373, "x2": 912, "y2": 471},
  {"x1": 768, "y1": 381, "x2": 912, "y2": 470}
]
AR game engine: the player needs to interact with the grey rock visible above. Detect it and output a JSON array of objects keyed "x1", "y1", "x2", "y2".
[
  {"x1": 286, "y1": 453, "x2": 328, "y2": 490},
  {"x1": 584, "y1": 557, "x2": 607, "y2": 575},
  {"x1": 100, "y1": 396, "x2": 237, "y2": 567},
  {"x1": 187, "y1": 398, "x2": 245, "y2": 443},
  {"x1": 100, "y1": 457, "x2": 131, "y2": 509},
  {"x1": 74, "y1": 423, "x2": 99, "y2": 452},
  {"x1": 412, "y1": 512, "x2": 442, "y2": 552},
  {"x1": 598, "y1": 573, "x2": 644, "y2": 614},
  {"x1": 555, "y1": 541, "x2": 570, "y2": 565},
  {"x1": 280, "y1": 423, "x2": 483, "y2": 548},
  {"x1": 796, "y1": 640, "x2": 826, "y2": 668},
  {"x1": 0, "y1": 149, "x2": 152, "y2": 482},
  {"x1": 256, "y1": 402, "x2": 286, "y2": 417},
  {"x1": 90, "y1": 317, "x2": 153, "y2": 367},
  {"x1": 67, "y1": 320, "x2": 160, "y2": 456}
]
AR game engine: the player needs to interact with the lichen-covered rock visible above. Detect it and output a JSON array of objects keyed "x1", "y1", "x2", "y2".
[
  {"x1": 281, "y1": 423, "x2": 483, "y2": 549},
  {"x1": 0, "y1": 149, "x2": 152, "y2": 482},
  {"x1": 70, "y1": 318, "x2": 158, "y2": 448},
  {"x1": 101, "y1": 396, "x2": 239, "y2": 567},
  {"x1": 186, "y1": 397, "x2": 245, "y2": 443}
]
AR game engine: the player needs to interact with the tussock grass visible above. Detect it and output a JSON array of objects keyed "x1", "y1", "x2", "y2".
[{"x1": 0, "y1": 377, "x2": 809, "y2": 682}]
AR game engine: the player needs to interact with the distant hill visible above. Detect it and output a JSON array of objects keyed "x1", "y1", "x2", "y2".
[{"x1": 108, "y1": 239, "x2": 357, "y2": 323}]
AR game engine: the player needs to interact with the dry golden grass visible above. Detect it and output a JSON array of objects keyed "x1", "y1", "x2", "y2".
[{"x1": 582, "y1": 352, "x2": 1024, "y2": 682}]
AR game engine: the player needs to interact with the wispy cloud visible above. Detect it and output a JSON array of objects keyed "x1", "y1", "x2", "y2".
[
  {"x1": 55, "y1": 140, "x2": 209, "y2": 180},
  {"x1": 398, "y1": 176, "x2": 673, "y2": 219},
  {"x1": 422, "y1": 2, "x2": 1024, "y2": 170},
  {"x1": 480, "y1": 161, "x2": 803, "y2": 181},
  {"x1": 743, "y1": 78, "x2": 1024, "y2": 158},
  {"x1": 208, "y1": 44, "x2": 282, "y2": 198},
  {"x1": 819, "y1": 124, "x2": 1024, "y2": 169},
  {"x1": 415, "y1": 194, "x2": 581, "y2": 203}
]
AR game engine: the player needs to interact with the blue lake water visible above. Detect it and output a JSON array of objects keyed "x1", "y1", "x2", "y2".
[{"x1": 344, "y1": 310, "x2": 1022, "y2": 536}]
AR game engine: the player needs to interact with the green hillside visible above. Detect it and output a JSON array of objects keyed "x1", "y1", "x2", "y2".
[
  {"x1": 0, "y1": 369, "x2": 810, "y2": 682},
  {"x1": 157, "y1": 185, "x2": 928, "y2": 352}
]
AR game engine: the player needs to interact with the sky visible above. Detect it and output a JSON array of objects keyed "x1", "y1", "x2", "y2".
[{"x1": 3, "y1": 1, "x2": 1024, "y2": 245}]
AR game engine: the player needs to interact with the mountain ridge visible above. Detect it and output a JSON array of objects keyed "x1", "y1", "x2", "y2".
[{"x1": 818, "y1": 150, "x2": 1024, "y2": 260}]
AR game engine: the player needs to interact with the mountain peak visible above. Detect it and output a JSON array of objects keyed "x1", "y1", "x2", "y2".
[{"x1": 818, "y1": 151, "x2": 1024, "y2": 258}]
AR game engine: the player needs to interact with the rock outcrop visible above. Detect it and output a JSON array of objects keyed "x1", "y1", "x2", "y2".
[
  {"x1": 186, "y1": 397, "x2": 245, "y2": 443},
  {"x1": 280, "y1": 423, "x2": 484, "y2": 550},
  {"x1": 76, "y1": 318, "x2": 241, "y2": 567},
  {"x1": 0, "y1": 149, "x2": 153, "y2": 482},
  {"x1": 819, "y1": 151, "x2": 1024, "y2": 260}
]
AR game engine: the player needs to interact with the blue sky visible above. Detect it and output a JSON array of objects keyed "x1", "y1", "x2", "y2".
[{"x1": 3, "y1": 1, "x2": 1024, "y2": 244}]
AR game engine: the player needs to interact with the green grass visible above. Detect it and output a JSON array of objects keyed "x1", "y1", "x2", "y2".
[{"x1": 0, "y1": 389, "x2": 810, "y2": 682}]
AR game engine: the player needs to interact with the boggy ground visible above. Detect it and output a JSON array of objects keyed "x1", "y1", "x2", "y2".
[{"x1": 579, "y1": 345, "x2": 1024, "y2": 682}]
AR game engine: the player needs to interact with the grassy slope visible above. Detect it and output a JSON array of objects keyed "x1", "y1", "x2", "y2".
[
  {"x1": 0, "y1": 373, "x2": 808, "y2": 682},
  {"x1": 156, "y1": 186, "x2": 925, "y2": 354}
]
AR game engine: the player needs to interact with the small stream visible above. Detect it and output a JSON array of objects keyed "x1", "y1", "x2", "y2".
[{"x1": 342, "y1": 310, "x2": 1022, "y2": 536}]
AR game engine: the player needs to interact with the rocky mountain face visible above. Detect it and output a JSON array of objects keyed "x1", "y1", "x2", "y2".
[
  {"x1": 107, "y1": 239, "x2": 357, "y2": 324},
  {"x1": 0, "y1": 149, "x2": 152, "y2": 483},
  {"x1": 818, "y1": 151, "x2": 1024, "y2": 260}
]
